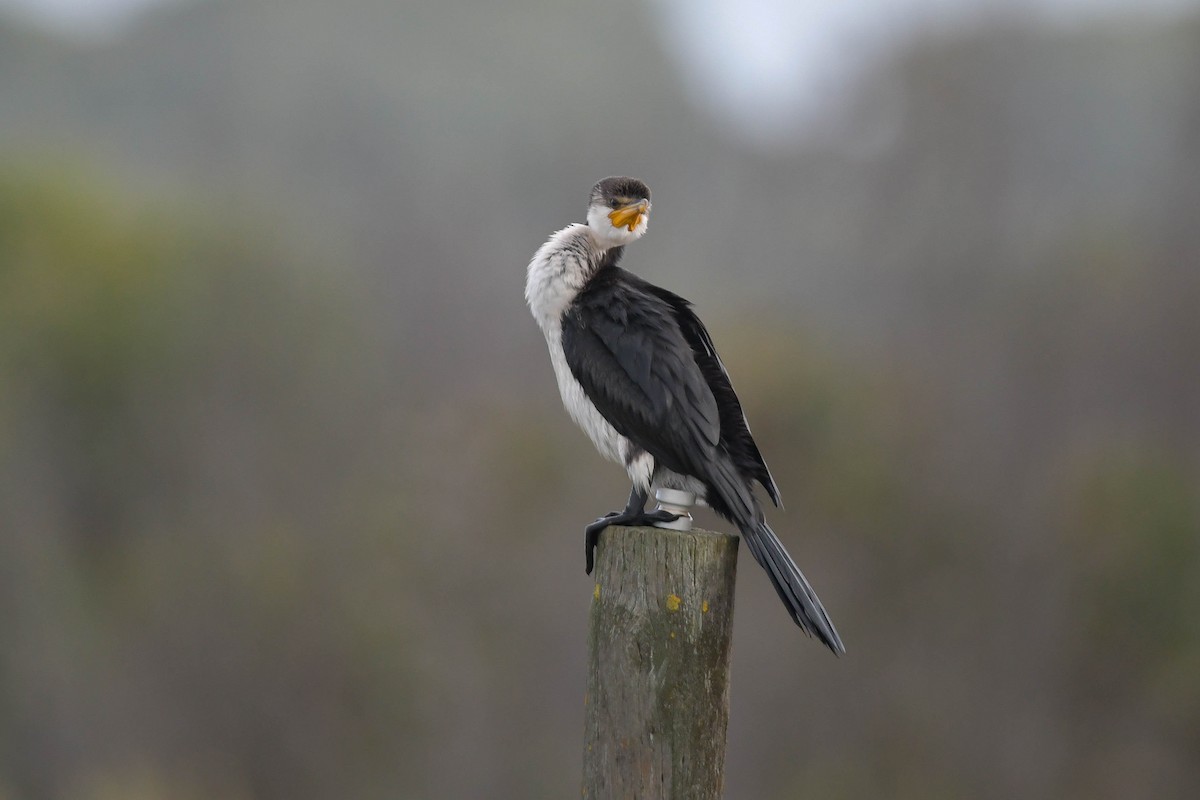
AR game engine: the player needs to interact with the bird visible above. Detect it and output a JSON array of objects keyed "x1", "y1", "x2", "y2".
[{"x1": 525, "y1": 176, "x2": 844, "y2": 654}]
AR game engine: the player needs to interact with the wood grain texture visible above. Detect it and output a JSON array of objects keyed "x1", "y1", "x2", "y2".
[{"x1": 582, "y1": 525, "x2": 739, "y2": 800}]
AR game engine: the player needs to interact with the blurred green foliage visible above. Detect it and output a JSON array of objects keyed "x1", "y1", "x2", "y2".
[
  {"x1": 0, "y1": 167, "x2": 429, "y2": 799},
  {"x1": 1, "y1": 3, "x2": 1199, "y2": 798},
  {"x1": 1064, "y1": 449, "x2": 1200, "y2": 712}
]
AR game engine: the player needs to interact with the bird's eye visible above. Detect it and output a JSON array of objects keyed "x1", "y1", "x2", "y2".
[{"x1": 609, "y1": 199, "x2": 621, "y2": 208}]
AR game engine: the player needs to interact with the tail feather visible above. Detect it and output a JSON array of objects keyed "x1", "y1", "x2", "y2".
[
  {"x1": 741, "y1": 520, "x2": 845, "y2": 655},
  {"x1": 703, "y1": 460, "x2": 844, "y2": 654}
]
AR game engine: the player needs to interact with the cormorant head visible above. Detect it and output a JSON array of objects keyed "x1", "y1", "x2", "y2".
[{"x1": 586, "y1": 176, "x2": 651, "y2": 248}]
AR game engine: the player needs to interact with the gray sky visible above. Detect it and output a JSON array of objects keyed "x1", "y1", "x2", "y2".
[
  {"x1": 0, "y1": 0, "x2": 170, "y2": 31},
  {"x1": 7, "y1": 0, "x2": 1195, "y2": 37},
  {"x1": 4, "y1": 0, "x2": 1196, "y2": 148},
  {"x1": 650, "y1": 0, "x2": 1198, "y2": 149}
]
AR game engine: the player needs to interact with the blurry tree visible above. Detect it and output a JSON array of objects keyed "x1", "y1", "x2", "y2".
[
  {"x1": 0, "y1": 167, "x2": 429, "y2": 800},
  {"x1": 0, "y1": 3, "x2": 1198, "y2": 799}
]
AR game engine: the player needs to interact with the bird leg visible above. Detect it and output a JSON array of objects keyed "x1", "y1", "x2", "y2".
[{"x1": 584, "y1": 486, "x2": 681, "y2": 574}]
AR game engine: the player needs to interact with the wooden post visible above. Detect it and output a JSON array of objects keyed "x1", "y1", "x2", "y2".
[{"x1": 583, "y1": 525, "x2": 740, "y2": 800}]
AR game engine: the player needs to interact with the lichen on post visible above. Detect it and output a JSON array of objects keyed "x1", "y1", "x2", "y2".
[{"x1": 582, "y1": 525, "x2": 739, "y2": 800}]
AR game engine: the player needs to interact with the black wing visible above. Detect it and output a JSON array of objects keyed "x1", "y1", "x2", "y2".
[
  {"x1": 641, "y1": 281, "x2": 782, "y2": 507},
  {"x1": 561, "y1": 267, "x2": 722, "y2": 483},
  {"x1": 564, "y1": 267, "x2": 842, "y2": 652},
  {"x1": 562, "y1": 266, "x2": 779, "y2": 504}
]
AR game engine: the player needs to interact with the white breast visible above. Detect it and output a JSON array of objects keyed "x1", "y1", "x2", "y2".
[{"x1": 525, "y1": 225, "x2": 634, "y2": 471}]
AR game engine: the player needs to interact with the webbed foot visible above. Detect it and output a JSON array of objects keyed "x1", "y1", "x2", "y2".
[{"x1": 584, "y1": 494, "x2": 680, "y2": 574}]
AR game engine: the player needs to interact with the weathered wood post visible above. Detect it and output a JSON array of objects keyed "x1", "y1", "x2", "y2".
[{"x1": 583, "y1": 524, "x2": 740, "y2": 799}]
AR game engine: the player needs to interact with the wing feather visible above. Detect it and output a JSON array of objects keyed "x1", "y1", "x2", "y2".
[
  {"x1": 561, "y1": 269, "x2": 720, "y2": 477},
  {"x1": 640, "y1": 281, "x2": 783, "y2": 506}
]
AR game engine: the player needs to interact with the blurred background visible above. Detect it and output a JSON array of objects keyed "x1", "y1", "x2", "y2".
[{"x1": 1, "y1": 0, "x2": 1198, "y2": 797}]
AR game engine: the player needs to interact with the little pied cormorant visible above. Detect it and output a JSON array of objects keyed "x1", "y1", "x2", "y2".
[{"x1": 526, "y1": 177, "x2": 844, "y2": 654}]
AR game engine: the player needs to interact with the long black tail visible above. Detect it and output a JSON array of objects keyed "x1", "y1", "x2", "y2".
[
  {"x1": 704, "y1": 461, "x2": 844, "y2": 653},
  {"x1": 739, "y1": 519, "x2": 845, "y2": 654}
]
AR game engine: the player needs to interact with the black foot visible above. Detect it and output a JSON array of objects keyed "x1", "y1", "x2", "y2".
[{"x1": 585, "y1": 507, "x2": 681, "y2": 575}]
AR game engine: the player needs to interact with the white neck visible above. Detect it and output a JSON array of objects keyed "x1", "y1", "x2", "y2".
[
  {"x1": 585, "y1": 203, "x2": 648, "y2": 248},
  {"x1": 524, "y1": 224, "x2": 603, "y2": 332},
  {"x1": 526, "y1": 205, "x2": 648, "y2": 333}
]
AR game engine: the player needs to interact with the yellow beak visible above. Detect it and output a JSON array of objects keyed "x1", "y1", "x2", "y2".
[{"x1": 608, "y1": 200, "x2": 649, "y2": 232}]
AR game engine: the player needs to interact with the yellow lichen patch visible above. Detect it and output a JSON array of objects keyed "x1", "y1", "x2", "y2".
[
  {"x1": 593, "y1": 583, "x2": 601, "y2": 600},
  {"x1": 665, "y1": 593, "x2": 682, "y2": 612},
  {"x1": 701, "y1": 600, "x2": 709, "y2": 613}
]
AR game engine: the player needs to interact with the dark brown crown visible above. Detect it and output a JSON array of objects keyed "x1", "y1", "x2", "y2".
[{"x1": 590, "y1": 176, "x2": 650, "y2": 206}]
